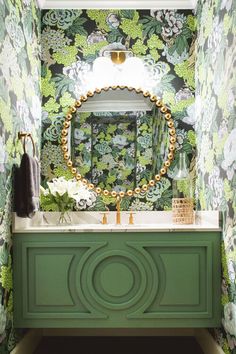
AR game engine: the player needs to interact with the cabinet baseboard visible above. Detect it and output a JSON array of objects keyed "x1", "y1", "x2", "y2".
[
  {"x1": 10, "y1": 329, "x2": 43, "y2": 354},
  {"x1": 195, "y1": 329, "x2": 225, "y2": 354}
]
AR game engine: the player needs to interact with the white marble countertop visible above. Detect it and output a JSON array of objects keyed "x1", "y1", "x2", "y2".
[{"x1": 12, "y1": 211, "x2": 221, "y2": 233}]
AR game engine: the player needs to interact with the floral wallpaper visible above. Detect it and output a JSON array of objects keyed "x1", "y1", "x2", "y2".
[
  {"x1": 0, "y1": 0, "x2": 41, "y2": 352},
  {"x1": 41, "y1": 9, "x2": 196, "y2": 211},
  {"x1": 195, "y1": 1, "x2": 236, "y2": 353}
]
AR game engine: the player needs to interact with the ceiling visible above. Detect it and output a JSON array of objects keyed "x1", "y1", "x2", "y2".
[{"x1": 38, "y1": 0, "x2": 197, "y2": 9}]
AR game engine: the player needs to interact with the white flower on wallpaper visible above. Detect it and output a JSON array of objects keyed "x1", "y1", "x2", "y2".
[
  {"x1": 228, "y1": 259, "x2": 236, "y2": 283},
  {"x1": 223, "y1": 303, "x2": 236, "y2": 338},
  {"x1": 63, "y1": 59, "x2": 92, "y2": 95},
  {"x1": 30, "y1": 96, "x2": 41, "y2": 130},
  {"x1": 87, "y1": 31, "x2": 106, "y2": 44},
  {"x1": 106, "y1": 13, "x2": 120, "y2": 29},
  {"x1": 221, "y1": 128, "x2": 236, "y2": 180},
  {"x1": 201, "y1": 96, "x2": 217, "y2": 132},
  {"x1": 182, "y1": 103, "x2": 196, "y2": 127},
  {"x1": 5, "y1": 13, "x2": 25, "y2": 53},
  {"x1": 150, "y1": 10, "x2": 185, "y2": 38},
  {"x1": 163, "y1": 45, "x2": 189, "y2": 64},
  {"x1": 16, "y1": 100, "x2": 35, "y2": 133},
  {"x1": 0, "y1": 37, "x2": 20, "y2": 87},
  {"x1": 220, "y1": 0, "x2": 233, "y2": 11},
  {"x1": 208, "y1": 166, "x2": 224, "y2": 209}
]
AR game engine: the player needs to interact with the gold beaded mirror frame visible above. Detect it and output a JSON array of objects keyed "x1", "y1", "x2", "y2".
[{"x1": 61, "y1": 86, "x2": 176, "y2": 199}]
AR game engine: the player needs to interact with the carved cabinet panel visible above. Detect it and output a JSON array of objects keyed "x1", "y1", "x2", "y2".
[{"x1": 13, "y1": 232, "x2": 221, "y2": 328}]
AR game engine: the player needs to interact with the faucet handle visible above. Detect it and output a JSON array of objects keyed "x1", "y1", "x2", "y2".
[
  {"x1": 100, "y1": 212, "x2": 108, "y2": 225},
  {"x1": 128, "y1": 211, "x2": 135, "y2": 225}
]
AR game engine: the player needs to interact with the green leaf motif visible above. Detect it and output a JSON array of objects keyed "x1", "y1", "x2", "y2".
[
  {"x1": 52, "y1": 74, "x2": 75, "y2": 99},
  {"x1": 66, "y1": 17, "x2": 88, "y2": 36},
  {"x1": 120, "y1": 10, "x2": 135, "y2": 19}
]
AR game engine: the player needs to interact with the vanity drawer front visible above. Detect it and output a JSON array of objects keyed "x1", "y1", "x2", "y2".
[{"x1": 13, "y1": 232, "x2": 221, "y2": 328}]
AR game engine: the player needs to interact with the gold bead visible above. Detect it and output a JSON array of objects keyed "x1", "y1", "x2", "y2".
[
  {"x1": 170, "y1": 136, "x2": 176, "y2": 143},
  {"x1": 80, "y1": 95, "x2": 87, "y2": 102},
  {"x1": 96, "y1": 187, "x2": 102, "y2": 194},
  {"x1": 82, "y1": 178, "x2": 88, "y2": 185},
  {"x1": 88, "y1": 183, "x2": 94, "y2": 190},
  {"x1": 111, "y1": 191, "x2": 117, "y2": 197},
  {"x1": 111, "y1": 85, "x2": 118, "y2": 90},
  {"x1": 167, "y1": 120, "x2": 174, "y2": 128},
  {"x1": 142, "y1": 184, "x2": 148, "y2": 191},
  {"x1": 71, "y1": 167, "x2": 77, "y2": 174},
  {"x1": 127, "y1": 190, "x2": 133, "y2": 196},
  {"x1": 103, "y1": 189, "x2": 109, "y2": 196},
  {"x1": 149, "y1": 180, "x2": 155, "y2": 186},
  {"x1": 119, "y1": 86, "x2": 126, "y2": 90},
  {"x1": 143, "y1": 91, "x2": 150, "y2": 97},
  {"x1": 70, "y1": 106, "x2": 76, "y2": 113},
  {"x1": 63, "y1": 152, "x2": 69, "y2": 160},
  {"x1": 128, "y1": 87, "x2": 134, "y2": 91},
  {"x1": 66, "y1": 113, "x2": 72, "y2": 120},
  {"x1": 95, "y1": 88, "x2": 101, "y2": 94},
  {"x1": 169, "y1": 143, "x2": 175, "y2": 151},
  {"x1": 61, "y1": 145, "x2": 68, "y2": 152},
  {"x1": 75, "y1": 100, "x2": 82, "y2": 107},
  {"x1": 119, "y1": 191, "x2": 125, "y2": 198},
  {"x1": 155, "y1": 174, "x2": 161, "y2": 181},
  {"x1": 76, "y1": 174, "x2": 81, "y2": 180},
  {"x1": 135, "y1": 88, "x2": 142, "y2": 93},
  {"x1": 160, "y1": 167, "x2": 167, "y2": 175},
  {"x1": 164, "y1": 160, "x2": 171, "y2": 167},
  {"x1": 63, "y1": 121, "x2": 70, "y2": 128},
  {"x1": 134, "y1": 187, "x2": 141, "y2": 194},
  {"x1": 61, "y1": 137, "x2": 67, "y2": 145},
  {"x1": 168, "y1": 152, "x2": 174, "y2": 160},
  {"x1": 156, "y1": 99, "x2": 162, "y2": 107},
  {"x1": 160, "y1": 106, "x2": 167, "y2": 113},
  {"x1": 165, "y1": 113, "x2": 171, "y2": 120},
  {"x1": 87, "y1": 91, "x2": 94, "y2": 97},
  {"x1": 150, "y1": 95, "x2": 157, "y2": 102},
  {"x1": 103, "y1": 87, "x2": 109, "y2": 91},
  {"x1": 67, "y1": 160, "x2": 72, "y2": 167},
  {"x1": 61, "y1": 129, "x2": 68, "y2": 136},
  {"x1": 169, "y1": 128, "x2": 176, "y2": 136}
]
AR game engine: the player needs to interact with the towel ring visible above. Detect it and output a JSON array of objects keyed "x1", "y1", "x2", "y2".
[{"x1": 18, "y1": 132, "x2": 36, "y2": 157}]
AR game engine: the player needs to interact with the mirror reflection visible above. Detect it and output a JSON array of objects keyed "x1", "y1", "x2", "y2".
[{"x1": 69, "y1": 89, "x2": 169, "y2": 193}]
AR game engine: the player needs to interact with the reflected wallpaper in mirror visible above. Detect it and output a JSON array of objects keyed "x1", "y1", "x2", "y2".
[{"x1": 71, "y1": 107, "x2": 169, "y2": 192}]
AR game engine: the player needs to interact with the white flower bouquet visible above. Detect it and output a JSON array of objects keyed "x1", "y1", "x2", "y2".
[{"x1": 40, "y1": 177, "x2": 97, "y2": 223}]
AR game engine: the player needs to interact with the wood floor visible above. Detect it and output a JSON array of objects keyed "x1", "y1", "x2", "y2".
[{"x1": 33, "y1": 336, "x2": 204, "y2": 354}]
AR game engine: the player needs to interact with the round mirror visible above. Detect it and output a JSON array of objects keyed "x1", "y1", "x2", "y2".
[{"x1": 61, "y1": 86, "x2": 176, "y2": 198}]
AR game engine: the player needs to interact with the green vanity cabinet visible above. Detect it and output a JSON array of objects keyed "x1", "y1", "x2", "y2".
[{"x1": 13, "y1": 231, "x2": 221, "y2": 328}]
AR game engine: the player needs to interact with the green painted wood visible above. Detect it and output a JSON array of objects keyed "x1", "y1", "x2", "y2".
[
  {"x1": 13, "y1": 231, "x2": 221, "y2": 328},
  {"x1": 34, "y1": 254, "x2": 74, "y2": 306}
]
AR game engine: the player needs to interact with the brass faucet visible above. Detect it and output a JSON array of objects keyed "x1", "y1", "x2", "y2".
[{"x1": 116, "y1": 195, "x2": 121, "y2": 224}]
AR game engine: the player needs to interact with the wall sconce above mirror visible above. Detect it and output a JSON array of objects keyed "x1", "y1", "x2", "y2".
[{"x1": 89, "y1": 49, "x2": 155, "y2": 91}]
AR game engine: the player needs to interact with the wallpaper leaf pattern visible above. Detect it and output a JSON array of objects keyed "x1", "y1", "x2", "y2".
[
  {"x1": 41, "y1": 9, "x2": 196, "y2": 211},
  {"x1": 0, "y1": 0, "x2": 41, "y2": 352},
  {"x1": 196, "y1": 1, "x2": 236, "y2": 353}
]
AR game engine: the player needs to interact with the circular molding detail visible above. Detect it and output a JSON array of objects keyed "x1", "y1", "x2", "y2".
[
  {"x1": 87, "y1": 250, "x2": 147, "y2": 310},
  {"x1": 100, "y1": 262, "x2": 134, "y2": 297}
]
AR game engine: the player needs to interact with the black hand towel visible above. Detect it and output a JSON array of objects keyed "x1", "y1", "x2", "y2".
[{"x1": 14, "y1": 153, "x2": 40, "y2": 218}]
